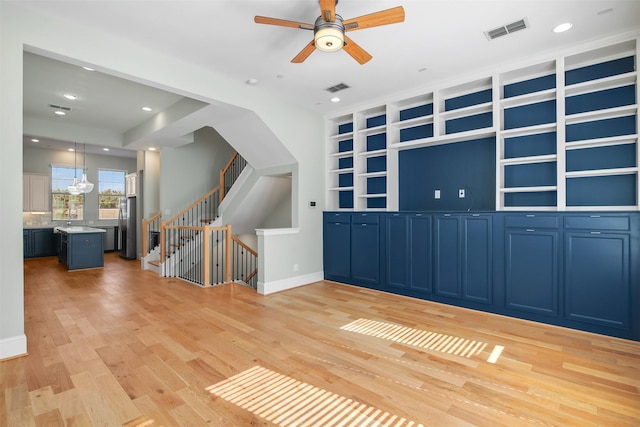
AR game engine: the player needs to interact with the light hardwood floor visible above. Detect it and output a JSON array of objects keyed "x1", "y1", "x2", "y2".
[{"x1": 2, "y1": 253, "x2": 639, "y2": 426}]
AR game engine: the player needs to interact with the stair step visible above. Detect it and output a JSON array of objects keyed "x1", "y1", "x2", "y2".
[{"x1": 148, "y1": 259, "x2": 161, "y2": 267}]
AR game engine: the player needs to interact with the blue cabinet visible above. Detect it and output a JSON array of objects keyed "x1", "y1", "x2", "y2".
[
  {"x1": 434, "y1": 214, "x2": 492, "y2": 303},
  {"x1": 351, "y1": 213, "x2": 383, "y2": 288},
  {"x1": 58, "y1": 231, "x2": 105, "y2": 270},
  {"x1": 23, "y1": 228, "x2": 57, "y2": 258},
  {"x1": 323, "y1": 213, "x2": 351, "y2": 282},
  {"x1": 386, "y1": 213, "x2": 432, "y2": 293},
  {"x1": 564, "y1": 215, "x2": 632, "y2": 330}
]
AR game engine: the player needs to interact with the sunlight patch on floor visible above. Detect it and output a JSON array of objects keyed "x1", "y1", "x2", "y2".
[
  {"x1": 341, "y1": 318, "x2": 502, "y2": 362},
  {"x1": 206, "y1": 365, "x2": 424, "y2": 426}
]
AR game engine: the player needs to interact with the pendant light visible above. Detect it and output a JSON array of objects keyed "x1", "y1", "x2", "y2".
[
  {"x1": 77, "y1": 143, "x2": 94, "y2": 193},
  {"x1": 67, "y1": 143, "x2": 81, "y2": 195}
]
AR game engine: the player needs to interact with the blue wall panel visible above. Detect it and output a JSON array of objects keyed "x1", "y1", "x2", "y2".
[
  {"x1": 399, "y1": 137, "x2": 496, "y2": 211},
  {"x1": 400, "y1": 103, "x2": 433, "y2": 121},
  {"x1": 338, "y1": 157, "x2": 353, "y2": 169},
  {"x1": 338, "y1": 122, "x2": 353, "y2": 134},
  {"x1": 338, "y1": 173, "x2": 353, "y2": 187},
  {"x1": 338, "y1": 139, "x2": 353, "y2": 152},
  {"x1": 446, "y1": 112, "x2": 493, "y2": 134},
  {"x1": 504, "y1": 74, "x2": 556, "y2": 98},
  {"x1": 366, "y1": 133, "x2": 386, "y2": 151},
  {"x1": 445, "y1": 89, "x2": 492, "y2": 111},
  {"x1": 367, "y1": 176, "x2": 386, "y2": 194},
  {"x1": 504, "y1": 162, "x2": 557, "y2": 187},
  {"x1": 505, "y1": 191, "x2": 557, "y2": 207},
  {"x1": 367, "y1": 156, "x2": 387, "y2": 173},
  {"x1": 505, "y1": 132, "x2": 556, "y2": 158},
  {"x1": 339, "y1": 190, "x2": 353, "y2": 209},
  {"x1": 367, "y1": 197, "x2": 387, "y2": 209},
  {"x1": 400, "y1": 124, "x2": 433, "y2": 142},
  {"x1": 366, "y1": 114, "x2": 386, "y2": 128}
]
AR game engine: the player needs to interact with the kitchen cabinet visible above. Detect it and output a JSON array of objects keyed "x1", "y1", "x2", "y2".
[
  {"x1": 57, "y1": 227, "x2": 105, "y2": 270},
  {"x1": 24, "y1": 228, "x2": 57, "y2": 258},
  {"x1": 351, "y1": 213, "x2": 383, "y2": 288},
  {"x1": 434, "y1": 214, "x2": 492, "y2": 303},
  {"x1": 23, "y1": 173, "x2": 50, "y2": 212},
  {"x1": 126, "y1": 172, "x2": 137, "y2": 196},
  {"x1": 564, "y1": 215, "x2": 632, "y2": 329},
  {"x1": 386, "y1": 213, "x2": 432, "y2": 293},
  {"x1": 323, "y1": 213, "x2": 351, "y2": 282}
]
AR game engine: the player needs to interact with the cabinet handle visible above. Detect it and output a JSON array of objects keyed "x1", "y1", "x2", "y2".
[
  {"x1": 526, "y1": 229, "x2": 535, "y2": 232},
  {"x1": 444, "y1": 214, "x2": 451, "y2": 217},
  {"x1": 472, "y1": 214, "x2": 480, "y2": 217},
  {"x1": 526, "y1": 214, "x2": 535, "y2": 217},
  {"x1": 590, "y1": 215, "x2": 601, "y2": 218},
  {"x1": 415, "y1": 213, "x2": 422, "y2": 216},
  {"x1": 590, "y1": 231, "x2": 601, "y2": 235}
]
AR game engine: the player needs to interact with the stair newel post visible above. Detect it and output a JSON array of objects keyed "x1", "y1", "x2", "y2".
[
  {"x1": 225, "y1": 224, "x2": 232, "y2": 284},
  {"x1": 141, "y1": 217, "x2": 149, "y2": 256},
  {"x1": 160, "y1": 220, "x2": 167, "y2": 261},
  {"x1": 203, "y1": 225, "x2": 211, "y2": 286}
]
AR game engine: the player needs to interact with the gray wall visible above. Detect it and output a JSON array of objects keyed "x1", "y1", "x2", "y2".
[{"x1": 23, "y1": 145, "x2": 137, "y2": 225}]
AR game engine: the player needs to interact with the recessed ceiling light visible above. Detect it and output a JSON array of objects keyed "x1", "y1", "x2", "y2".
[
  {"x1": 82, "y1": 66, "x2": 95, "y2": 71},
  {"x1": 103, "y1": 147, "x2": 110, "y2": 152},
  {"x1": 54, "y1": 110, "x2": 66, "y2": 116},
  {"x1": 141, "y1": 106, "x2": 153, "y2": 112},
  {"x1": 330, "y1": 97, "x2": 341, "y2": 103},
  {"x1": 68, "y1": 148, "x2": 75, "y2": 152},
  {"x1": 63, "y1": 93, "x2": 77, "y2": 100},
  {"x1": 148, "y1": 147, "x2": 157, "y2": 151},
  {"x1": 246, "y1": 78, "x2": 258, "y2": 86},
  {"x1": 553, "y1": 22, "x2": 573, "y2": 33},
  {"x1": 31, "y1": 138, "x2": 39, "y2": 143}
]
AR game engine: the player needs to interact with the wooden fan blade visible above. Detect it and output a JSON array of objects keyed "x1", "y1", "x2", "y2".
[
  {"x1": 343, "y1": 35, "x2": 372, "y2": 64},
  {"x1": 319, "y1": 0, "x2": 336, "y2": 22},
  {"x1": 291, "y1": 40, "x2": 317, "y2": 63},
  {"x1": 343, "y1": 6, "x2": 405, "y2": 32},
  {"x1": 254, "y1": 16, "x2": 314, "y2": 30}
]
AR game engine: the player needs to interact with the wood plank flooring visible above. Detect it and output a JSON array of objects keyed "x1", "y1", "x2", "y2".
[{"x1": 2, "y1": 253, "x2": 639, "y2": 426}]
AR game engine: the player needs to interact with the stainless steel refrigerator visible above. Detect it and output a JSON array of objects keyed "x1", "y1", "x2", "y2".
[{"x1": 118, "y1": 196, "x2": 137, "y2": 259}]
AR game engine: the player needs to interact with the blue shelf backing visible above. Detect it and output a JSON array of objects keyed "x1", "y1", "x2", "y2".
[
  {"x1": 504, "y1": 100, "x2": 556, "y2": 130},
  {"x1": 338, "y1": 122, "x2": 353, "y2": 134},
  {"x1": 400, "y1": 103, "x2": 433, "y2": 121},
  {"x1": 446, "y1": 112, "x2": 493, "y2": 134},
  {"x1": 505, "y1": 162, "x2": 557, "y2": 187},
  {"x1": 400, "y1": 124, "x2": 434, "y2": 142},
  {"x1": 445, "y1": 88, "x2": 492, "y2": 111},
  {"x1": 504, "y1": 74, "x2": 556, "y2": 98},
  {"x1": 566, "y1": 143, "x2": 636, "y2": 172},
  {"x1": 338, "y1": 139, "x2": 353, "y2": 152},
  {"x1": 367, "y1": 133, "x2": 387, "y2": 151},
  {"x1": 366, "y1": 114, "x2": 386, "y2": 128},
  {"x1": 339, "y1": 190, "x2": 354, "y2": 209},
  {"x1": 567, "y1": 175, "x2": 637, "y2": 206},
  {"x1": 367, "y1": 156, "x2": 387, "y2": 173},
  {"x1": 505, "y1": 191, "x2": 557, "y2": 207},
  {"x1": 505, "y1": 132, "x2": 557, "y2": 158},
  {"x1": 339, "y1": 173, "x2": 353, "y2": 187},
  {"x1": 367, "y1": 197, "x2": 386, "y2": 209},
  {"x1": 566, "y1": 115, "x2": 636, "y2": 142},
  {"x1": 338, "y1": 157, "x2": 353, "y2": 169},
  {"x1": 565, "y1": 56, "x2": 635, "y2": 85},
  {"x1": 367, "y1": 176, "x2": 386, "y2": 194},
  {"x1": 566, "y1": 85, "x2": 636, "y2": 115}
]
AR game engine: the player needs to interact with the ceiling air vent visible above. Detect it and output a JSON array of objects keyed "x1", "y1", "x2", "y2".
[
  {"x1": 484, "y1": 19, "x2": 528, "y2": 41},
  {"x1": 48, "y1": 104, "x2": 72, "y2": 111},
  {"x1": 325, "y1": 83, "x2": 350, "y2": 93}
]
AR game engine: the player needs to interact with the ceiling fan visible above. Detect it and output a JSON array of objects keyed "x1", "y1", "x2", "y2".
[{"x1": 254, "y1": 0, "x2": 405, "y2": 64}]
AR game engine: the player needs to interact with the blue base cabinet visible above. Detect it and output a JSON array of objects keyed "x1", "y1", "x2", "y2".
[
  {"x1": 323, "y1": 211, "x2": 640, "y2": 341},
  {"x1": 24, "y1": 228, "x2": 57, "y2": 258}
]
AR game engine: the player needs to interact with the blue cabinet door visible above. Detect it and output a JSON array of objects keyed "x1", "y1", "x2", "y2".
[
  {"x1": 323, "y1": 214, "x2": 351, "y2": 281},
  {"x1": 505, "y1": 230, "x2": 559, "y2": 316},
  {"x1": 386, "y1": 213, "x2": 432, "y2": 293},
  {"x1": 462, "y1": 216, "x2": 492, "y2": 304},
  {"x1": 23, "y1": 230, "x2": 31, "y2": 258},
  {"x1": 565, "y1": 232, "x2": 630, "y2": 329},
  {"x1": 68, "y1": 233, "x2": 104, "y2": 270},
  {"x1": 351, "y1": 213, "x2": 382, "y2": 288},
  {"x1": 434, "y1": 216, "x2": 461, "y2": 297},
  {"x1": 31, "y1": 228, "x2": 56, "y2": 257}
]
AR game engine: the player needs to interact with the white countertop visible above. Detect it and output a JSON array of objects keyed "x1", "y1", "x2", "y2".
[{"x1": 54, "y1": 226, "x2": 107, "y2": 234}]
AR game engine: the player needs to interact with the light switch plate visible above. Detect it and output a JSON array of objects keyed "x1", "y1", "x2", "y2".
[{"x1": 459, "y1": 189, "x2": 465, "y2": 198}]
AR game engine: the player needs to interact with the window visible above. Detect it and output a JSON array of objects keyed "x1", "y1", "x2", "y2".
[
  {"x1": 51, "y1": 166, "x2": 84, "y2": 221},
  {"x1": 99, "y1": 170, "x2": 126, "y2": 219}
]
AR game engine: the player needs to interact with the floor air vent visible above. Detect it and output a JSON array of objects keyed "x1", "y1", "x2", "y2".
[
  {"x1": 325, "y1": 83, "x2": 350, "y2": 93},
  {"x1": 485, "y1": 19, "x2": 528, "y2": 40}
]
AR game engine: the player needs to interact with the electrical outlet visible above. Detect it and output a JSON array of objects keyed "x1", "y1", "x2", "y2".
[
  {"x1": 434, "y1": 189, "x2": 441, "y2": 199},
  {"x1": 459, "y1": 188, "x2": 465, "y2": 198}
]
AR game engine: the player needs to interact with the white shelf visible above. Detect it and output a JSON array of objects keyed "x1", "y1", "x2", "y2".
[
  {"x1": 565, "y1": 71, "x2": 637, "y2": 97},
  {"x1": 329, "y1": 150, "x2": 354, "y2": 158},
  {"x1": 358, "y1": 171, "x2": 387, "y2": 178},
  {"x1": 500, "y1": 88, "x2": 557, "y2": 108},
  {"x1": 501, "y1": 154, "x2": 557, "y2": 166},
  {"x1": 358, "y1": 193, "x2": 387, "y2": 199},
  {"x1": 328, "y1": 131, "x2": 354, "y2": 140},
  {"x1": 502, "y1": 206, "x2": 559, "y2": 211},
  {"x1": 565, "y1": 167, "x2": 638, "y2": 178},
  {"x1": 439, "y1": 101, "x2": 493, "y2": 120},
  {"x1": 500, "y1": 186, "x2": 558, "y2": 193},
  {"x1": 389, "y1": 115, "x2": 434, "y2": 128},
  {"x1": 564, "y1": 104, "x2": 638, "y2": 125},
  {"x1": 360, "y1": 149, "x2": 387, "y2": 158},
  {"x1": 329, "y1": 186, "x2": 354, "y2": 191},
  {"x1": 564, "y1": 134, "x2": 638, "y2": 150},
  {"x1": 358, "y1": 125, "x2": 386, "y2": 136},
  {"x1": 329, "y1": 168, "x2": 354, "y2": 173},
  {"x1": 500, "y1": 122, "x2": 557, "y2": 138}
]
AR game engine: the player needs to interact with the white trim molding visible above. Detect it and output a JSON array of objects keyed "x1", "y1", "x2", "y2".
[
  {"x1": 258, "y1": 271, "x2": 324, "y2": 295},
  {"x1": 0, "y1": 334, "x2": 27, "y2": 360}
]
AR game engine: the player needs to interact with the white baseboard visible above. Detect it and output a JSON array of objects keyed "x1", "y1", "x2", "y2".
[
  {"x1": 0, "y1": 334, "x2": 27, "y2": 360},
  {"x1": 257, "y1": 271, "x2": 324, "y2": 295}
]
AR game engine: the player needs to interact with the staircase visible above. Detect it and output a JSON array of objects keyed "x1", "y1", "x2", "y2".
[{"x1": 141, "y1": 152, "x2": 257, "y2": 288}]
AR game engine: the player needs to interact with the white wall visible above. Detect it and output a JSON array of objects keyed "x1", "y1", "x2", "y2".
[{"x1": 0, "y1": 2, "x2": 325, "y2": 359}]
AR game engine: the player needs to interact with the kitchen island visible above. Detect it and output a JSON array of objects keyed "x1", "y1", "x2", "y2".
[{"x1": 55, "y1": 226, "x2": 106, "y2": 271}]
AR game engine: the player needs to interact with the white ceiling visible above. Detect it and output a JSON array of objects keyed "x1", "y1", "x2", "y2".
[{"x1": 17, "y1": 0, "x2": 640, "y2": 157}]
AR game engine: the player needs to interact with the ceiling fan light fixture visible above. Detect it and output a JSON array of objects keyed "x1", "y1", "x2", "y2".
[{"x1": 314, "y1": 16, "x2": 345, "y2": 52}]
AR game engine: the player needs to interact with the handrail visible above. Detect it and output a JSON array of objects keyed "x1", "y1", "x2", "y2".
[
  {"x1": 141, "y1": 211, "x2": 162, "y2": 256},
  {"x1": 220, "y1": 152, "x2": 247, "y2": 201},
  {"x1": 231, "y1": 235, "x2": 258, "y2": 256},
  {"x1": 166, "y1": 184, "x2": 220, "y2": 226},
  {"x1": 219, "y1": 152, "x2": 238, "y2": 201},
  {"x1": 230, "y1": 234, "x2": 258, "y2": 289}
]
